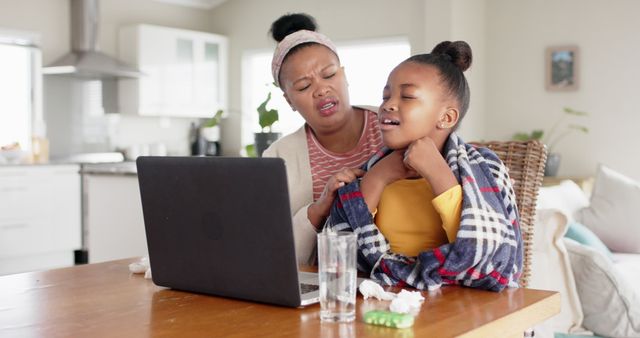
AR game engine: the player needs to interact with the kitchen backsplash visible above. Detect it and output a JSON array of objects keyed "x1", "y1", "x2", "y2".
[
  {"x1": 44, "y1": 76, "x2": 198, "y2": 159},
  {"x1": 109, "y1": 114, "x2": 195, "y2": 157}
]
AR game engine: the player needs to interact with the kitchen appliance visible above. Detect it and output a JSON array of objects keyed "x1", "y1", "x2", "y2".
[{"x1": 43, "y1": 0, "x2": 142, "y2": 79}]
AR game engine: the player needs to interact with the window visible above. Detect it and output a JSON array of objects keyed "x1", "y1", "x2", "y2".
[
  {"x1": 241, "y1": 37, "x2": 410, "y2": 147},
  {"x1": 0, "y1": 34, "x2": 40, "y2": 151}
]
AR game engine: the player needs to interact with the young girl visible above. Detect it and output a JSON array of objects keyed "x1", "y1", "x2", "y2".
[{"x1": 326, "y1": 41, "x2": 521, "y2": 292}]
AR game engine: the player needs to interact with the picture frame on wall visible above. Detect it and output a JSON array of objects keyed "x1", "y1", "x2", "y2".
[{"x1": 545, "y1": 45, "x2": 579, "y2": 91}]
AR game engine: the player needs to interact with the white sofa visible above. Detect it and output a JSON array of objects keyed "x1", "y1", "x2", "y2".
[{"x1": 531, "y1": 165, "x2": 640, "y2": 338}]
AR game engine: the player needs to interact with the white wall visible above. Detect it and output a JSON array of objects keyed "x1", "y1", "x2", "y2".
[
  {"x1": 208, "y1": 0, "x2": 427, "y2": 155},
  {"x1": 0, "y1": 0, "x2": 69, "y2": 65},
  {"x1": 451, "y1": 0, "x2": 487, "y2": 143},
  {"x1": 485, "y1": 0, "x2": 640, "y2": 180}
]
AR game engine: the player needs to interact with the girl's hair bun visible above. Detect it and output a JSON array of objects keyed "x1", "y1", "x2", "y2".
[
  {"x1": 431, "y1": 41, "x2": 472, "y2": 72},
  {"x1": 270, "y1": 13, "x2": 317, "y2": 42}
]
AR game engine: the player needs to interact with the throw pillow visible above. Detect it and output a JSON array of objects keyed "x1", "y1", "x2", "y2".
[
  {"x1": 564, "y1": 238, "x2": 640, "y2": 337},
  {"x1": 565, "y1": 222, "x2": 613, "y2": 261},
  {"x1": 537, "y1": 180, "x2": 590, "y2": 221},
  {"x1": 577, "y1": 164, "x2": 640, "y2": 253}
]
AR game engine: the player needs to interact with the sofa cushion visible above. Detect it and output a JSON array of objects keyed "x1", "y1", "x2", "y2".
[
  {"x1": 565, "y1": 238, "x2": 640, "y2": 337},
  {"x1": 529, "y1": 209, "x2": 584, "y2": 334},
  {"x1": 577, "y1": 164, "x2": 640, "y2": 254},
  {"x1": 565, "y1": 221, "x2": 613, "y2": 261},
  {"x1": 611, "y1": 253, "x2": 640, "y2": 296},
  {"x1": 537, "y1": 180, "x2": 590, "y2": 221}
]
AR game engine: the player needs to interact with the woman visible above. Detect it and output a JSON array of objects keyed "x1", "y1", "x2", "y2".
[{"x1": 263, "y1": 13, "x2": 383, "y2": 265}]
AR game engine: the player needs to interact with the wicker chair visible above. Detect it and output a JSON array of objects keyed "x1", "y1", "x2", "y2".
[{"x1": 470, "y1": 140, "x2": 547, "y2": 288}]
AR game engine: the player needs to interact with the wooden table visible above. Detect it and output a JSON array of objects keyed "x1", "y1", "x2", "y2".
[{"x1": 0, "y1": 258, "x2": 560, "y2": 337}]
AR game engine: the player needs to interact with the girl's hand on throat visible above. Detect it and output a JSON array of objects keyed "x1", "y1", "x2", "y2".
[
  {"x1": 403, "y1": 136, "x2": 443, "y2": 178},
  {"x1": 404, "y1": 136, "x2": 458, "y2": 195}
]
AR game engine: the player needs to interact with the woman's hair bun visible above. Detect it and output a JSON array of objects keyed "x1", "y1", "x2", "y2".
[
  {"x1": 431, "y1": 41, "x2": 472, "y2": 72},
  {"x1": 270, "y1": 13, "x2": 317, "y2": 42}
]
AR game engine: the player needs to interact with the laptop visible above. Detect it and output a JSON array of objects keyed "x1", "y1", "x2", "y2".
[{"x1": 136, "y1": 156, "x2": 320, "y2": 307}]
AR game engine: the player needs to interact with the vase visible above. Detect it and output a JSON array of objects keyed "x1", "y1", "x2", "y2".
[
  {"x1": 254, "y1": 132, "x2": 281, "y2": 157},
  {"x1": 544, "y1": 152, "x2": 561, "y2": 176}
]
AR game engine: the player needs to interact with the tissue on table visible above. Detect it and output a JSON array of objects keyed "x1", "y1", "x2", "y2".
[
  {"x1": 389, "y1": 290, "x2": 425, "y2": 314},
  {"x1": 359, "y1": 279, "x2": 396, "y2": 300},
  {"x1": 359, "y1": 280, "x2": 425, "y2": 314},
  {"x1": 129, "y1": 257, "x2": 152, "y2": 279}
]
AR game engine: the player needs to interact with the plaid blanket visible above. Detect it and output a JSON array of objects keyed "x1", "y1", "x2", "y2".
[{"x1": 325, "y1": 133, "x2": 522, "y2": 292}]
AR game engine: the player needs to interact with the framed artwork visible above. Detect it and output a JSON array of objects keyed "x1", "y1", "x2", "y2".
[{"x1": 545, "y1": 45, "x2": 579, "y2": 91}]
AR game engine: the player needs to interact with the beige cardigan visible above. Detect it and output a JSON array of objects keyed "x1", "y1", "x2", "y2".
[
  {"x1": 262, "y1": 106, "x2": 378, "y2": 266},
  {"x1": 262, "y1": 126, "x2": 317, "y2": 265}
]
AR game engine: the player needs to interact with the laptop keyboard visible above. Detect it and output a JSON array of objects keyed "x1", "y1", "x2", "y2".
[{"x1": 300, "y1": 283, "x2": 319, "y2": 294}]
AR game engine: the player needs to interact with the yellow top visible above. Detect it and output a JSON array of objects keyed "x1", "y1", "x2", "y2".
[{"x1": 375, "y1": 179, "x2": 462, "y2": 257}]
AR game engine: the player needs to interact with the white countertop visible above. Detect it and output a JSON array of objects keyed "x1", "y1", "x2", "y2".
[{"x1": 81, "y1": 161, "x2": 137, "y2": 175}]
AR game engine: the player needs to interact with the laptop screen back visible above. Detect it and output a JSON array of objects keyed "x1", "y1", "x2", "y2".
[{"x1": 136, "y1": 156, "x2": 303, "y2": 307}]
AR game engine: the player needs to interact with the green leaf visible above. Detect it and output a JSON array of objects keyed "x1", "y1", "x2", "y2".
[
  {"x1": 245, "y1": 144, "x2": 256, "y2": 158},
  {"x1": 531, "y1": 130, "x2": 544, "y2": 140},
  {"x1": 257, "y1": 92, "x2": 279, "y2": 130},
  {"x1": 259, "y1": 109, "x2": 279, "y2": 130},
  {"x1": 513, "y1": 132, "x2": 532, "y2": 141},
  {"x1": 202, "y1": 109, "x2": 224, "y2": 128},
  {"x1": 512, "y1": 130, "x2": 544, "y2": 141},
  {"x1": 568, "y1": 124, "x2": 589, "y2": 133},
  {"x1": 563, "y1": 107, "x2": 589, "y2": 116},
  {"x1": 257, "y1": 92, "x2": 272, "y2": 116}
]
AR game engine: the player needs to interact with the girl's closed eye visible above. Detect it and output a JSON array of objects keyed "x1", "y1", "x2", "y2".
[{"x1": 401, "y1": 91, "x2": 417, "y2": 99}]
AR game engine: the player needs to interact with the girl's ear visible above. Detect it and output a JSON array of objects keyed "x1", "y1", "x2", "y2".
[
  {"x1": 283, "y1": 92, "x2": 296, "y2": 112},
  {"x1": 438, "y1": 107, "x2": 460, "y2": 129}
]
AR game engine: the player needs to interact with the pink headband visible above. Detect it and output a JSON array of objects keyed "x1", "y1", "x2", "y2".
[{"x1": 271, "y1": 30, "x2": 338, "y2": 88}]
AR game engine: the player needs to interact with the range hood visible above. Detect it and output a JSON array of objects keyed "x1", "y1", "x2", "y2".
[{"x1": 43, "y1": 0, "x2": 142, "y2": 79}]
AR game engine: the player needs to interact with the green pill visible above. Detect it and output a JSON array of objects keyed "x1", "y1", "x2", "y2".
[{"x1": 363, "y1": 310, "x2": 414, "y2": 329}]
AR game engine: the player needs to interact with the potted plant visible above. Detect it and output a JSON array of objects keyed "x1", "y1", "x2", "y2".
[
  {"x1": 254, "y1": 90, "x2": 280, "y2": 157},
  {"x1": 513, "y1": 107, "x2": 589, "y2": 176}
]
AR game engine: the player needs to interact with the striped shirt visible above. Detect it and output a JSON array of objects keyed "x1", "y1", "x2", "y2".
[{"x1": 307, "y1": 110, "x2": 383, "y2": 201}]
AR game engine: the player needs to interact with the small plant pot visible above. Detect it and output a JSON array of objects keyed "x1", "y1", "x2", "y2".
[
  {"x1": 254, "y1": 132, "x2": 281, "y2": 157},
  {"x1": 544, "y1": 152, "x2": 561, "y2": 176}
]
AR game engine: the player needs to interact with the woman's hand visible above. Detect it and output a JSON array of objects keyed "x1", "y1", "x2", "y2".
[
  {"x1": 308, "y1": 168, "x2": 365, "y2": 229},
  {"x1": 404, "y1": 136, "x2": 458, "y2": 195}
]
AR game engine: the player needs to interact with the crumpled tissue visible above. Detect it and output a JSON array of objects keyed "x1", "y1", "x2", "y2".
[
  {"x1": 128, "y1": 257, "x2": 152, "y2": 279},
  {"x1": 359, "y1": 279, "x2": 425, "y2": 314},
  {"x1": 359, "y1": 279, "x2": 396, "y2": 300},
  {"x1": 389, "y1": 289, "x2": 425, "y2": 314}
]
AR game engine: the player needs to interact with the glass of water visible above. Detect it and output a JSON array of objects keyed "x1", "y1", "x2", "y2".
[{"x1": 317, "y1": 231, "x2": 357, "y2": 322}]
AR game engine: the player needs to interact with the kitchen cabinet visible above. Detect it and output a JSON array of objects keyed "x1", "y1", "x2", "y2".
[
  {"x1": 0, "y1": 165, "x2": 81, "y2": 275},
  {"x1": 118, "y1": 24, "x2": 228, "y2": 117},
  {"x1": 83, "y1": 165, "x2": 147, "y2": 263}
]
